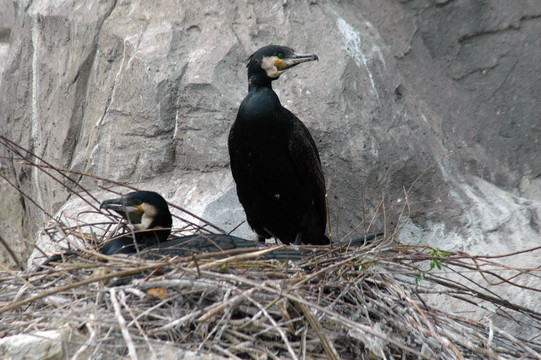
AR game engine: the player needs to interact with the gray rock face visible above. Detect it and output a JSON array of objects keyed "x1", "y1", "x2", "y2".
[
  {"x1": 0, "y1": 330, "x2": 64, "y2": 360},
  {"x1": 0, "y1": 0, "x2": 540, "y2": 335},
  {"x1": 0, "y1": 0, "x2": 14, "y2": 86}
]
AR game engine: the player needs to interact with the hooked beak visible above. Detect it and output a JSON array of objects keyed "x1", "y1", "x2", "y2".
[
  {"x1": 100, "y1": 197, "x2": 143, "y2": 224},
  {"x1": 276, "y1": 52, "x2": 319, "y2": 71}
]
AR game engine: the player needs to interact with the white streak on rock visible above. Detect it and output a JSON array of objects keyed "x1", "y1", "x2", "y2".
[
  {"x1": 336, "y1": 18, "x2": 379, "y2": 100},
  {"x1": 96, "y1": 34, "x2": 139, "y2": 127}
]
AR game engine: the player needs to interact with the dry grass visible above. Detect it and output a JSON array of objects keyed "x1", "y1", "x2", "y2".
[{"x1": 1, "y1": 136, "x2": 541, "y2": 359}]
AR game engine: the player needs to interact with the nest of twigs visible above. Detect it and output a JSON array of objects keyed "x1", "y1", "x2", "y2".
[
  {"x1": 1, "y1": 136, "x2": 541, "y2": 359},
  {"x1": 2, "y1": 237, "x2": 541, "y2": 359}
]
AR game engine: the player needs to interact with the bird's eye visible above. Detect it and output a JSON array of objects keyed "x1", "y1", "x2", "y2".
[
  {"x1": 277, "y1": 52, "x2": 284, "y2": 59},
  {"x1": 136, "y1": 199, "x2": 143, "y2": 205}
]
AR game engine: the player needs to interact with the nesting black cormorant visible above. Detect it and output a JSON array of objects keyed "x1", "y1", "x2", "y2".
[
  {"x1": 98, "y1": 191, "x2": 306, "y2": 260},
  {"x1": 100, "y1": 191, "x2": 172, "y2": 255},
  {"x1": 38, "y1": 191, "x2": 383, "y2": 268},
  {"x1": 228, "y1": 45, "x2": 329, "y2": 245}
]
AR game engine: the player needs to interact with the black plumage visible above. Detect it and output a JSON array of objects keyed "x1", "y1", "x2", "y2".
[
  {"x1": 228, "y1": 45, "x2": 329, "y2": 245},
  {"x1": 141, "y1": 233, "x2": 307, "y2": 261},
  {"x1": 98, "y1": 191, "x2": 310, "y2": 259},
  {"x1": 100, "y1": 191, "x2": 172, "y2": 255},
  {"x1": 143, "y1": 232, "x2": 385, "y2": 260},
  {"x1": 38, "y1": 190, "x2": 384, "y2": 267},
  {"x1": 97, "y1": 191, "x2": 383, "y2": 259}
]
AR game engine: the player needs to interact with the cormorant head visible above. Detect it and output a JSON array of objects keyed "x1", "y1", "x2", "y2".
[
  {"x1": 100, "y1": 191, "x2": 173, "y2": 239},
  {"x1": 246, "y1": 45, "x2": 318, "y2": 85}
]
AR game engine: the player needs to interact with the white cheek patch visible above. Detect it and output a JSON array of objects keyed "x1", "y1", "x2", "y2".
[
  {"x1": 261, "y1": 56, "x2": 282, "y2": 78},
  {"x1": 135, "y1": 203, "x2": 157, "y2": 230},
  {"x1": 135, "y1": 216, "x2": 153, "y2": 231}
]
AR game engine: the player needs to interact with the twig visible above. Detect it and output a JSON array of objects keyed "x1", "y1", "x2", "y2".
[
  {"x1": 0, "y1": 262, "x2": 168, "y2": 314},
  {"x1": 0, "y1": 234, "x2": 25, "y2": 271},
  {"x1": 71, "y1": 321, "x2": 96, "y2": 360},
  {"x1": 119, "y1": 290, "x2": 158, "y2": 360},
  {"x1": 244, "y1": 293, "x2": 299, "y2": 360},
  {"x1": 294, "y1": 299, "x2": 340, "y2": 360},
  {"x1": 494, "y1": 326, "x2": 541, "y2": 360},
  {"x1": 110, "y1": 288, "x2": 138, "y2": 360}
]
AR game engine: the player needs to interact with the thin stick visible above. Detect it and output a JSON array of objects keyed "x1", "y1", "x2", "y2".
[
  {"x1": 0, "y1": 234, "x2": 25, "y2": 271},
  {"x1": 110, "y1": 288, "x2": 138, "y2": 360},
  {"x1": 71, "y1": 321, "x2": 96, "y2": 360},
  {"x1": 295, "y1": 299, "x2": 340, "y2": 360},
  {"x1": 244, "y1": 294, "x2": 299, "y2": 360},
  {"x1": 0, "y1": 262, "x2": 168, "y2": 314},
  {"x1": 119, "y1": 290, "x2": 157, "y2": 359}
]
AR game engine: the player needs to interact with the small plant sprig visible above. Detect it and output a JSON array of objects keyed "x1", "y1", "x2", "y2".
[
  {"x1": 429, "y1": 247, "x2": 451, "y2": 270},
  {"x1": 416, "y1": 247, "x2": 451, "y2": 285}
]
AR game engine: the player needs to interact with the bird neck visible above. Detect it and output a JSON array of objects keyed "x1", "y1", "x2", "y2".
[
  {"x1": 148, "y1": 215, "x2": 172, "y2": 242},
  {"x1": 134, "y1": 227, "x2": 170, "y2": 244},
  {"x1": 248, "y1": 74, "x2": 273, "y2": 92},
  {"x1": 133, "y1": 212, "x2": 171, "y2": 244}
]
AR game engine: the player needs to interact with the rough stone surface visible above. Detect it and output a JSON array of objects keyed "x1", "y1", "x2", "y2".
[
  {"x1": 0, "y1": 326, "x2": 225, "y2": 359},
  {"x1": 0, "y1": 0, "x2": 540, "y2": 340},
  {"x1": 0, "y1": 330, "x2": 64, "y2": 360},
  {"x1": 0, "y1": 0, "x2": 32, "y2": 266},
  {"x1": 0, "y1": 0, "x2": 14, "y2": 85}
]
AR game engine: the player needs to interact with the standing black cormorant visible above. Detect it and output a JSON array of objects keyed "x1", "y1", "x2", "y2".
[
  {"x1": 228, "y1": 45, "x2": 329, "y2": 245},
  {"x1": 100, "y1": 191, "x2": 172, "y2": 255}
]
